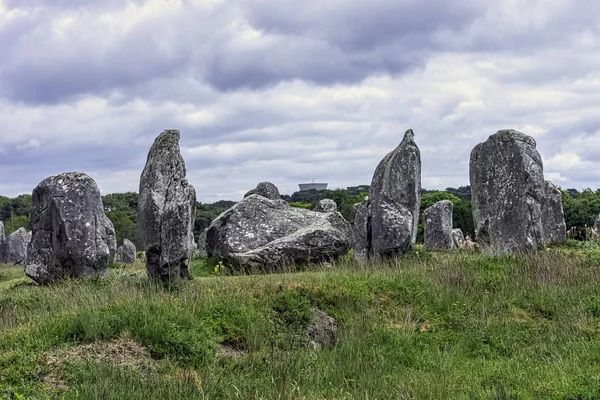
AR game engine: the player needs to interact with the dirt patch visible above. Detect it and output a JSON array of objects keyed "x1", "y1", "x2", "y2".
[{"x1": 42, "y1": 338, "x2": 156, "y2": 389}]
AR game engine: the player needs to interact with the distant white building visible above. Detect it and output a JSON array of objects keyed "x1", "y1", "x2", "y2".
[{"x1": 298, "y1": 182, "x2": 328, "y2": 191}]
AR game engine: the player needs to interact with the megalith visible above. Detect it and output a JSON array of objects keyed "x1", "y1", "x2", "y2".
[
  {"x1": 116, "y1": 238, "x2": 137, "y2": 264},
  {"x1": 138, "y1": 130, "x2": 196, "y2": 281},
  {"x1": 452, "y1": 228, "x2": 465, "y2": 249},
  {"x1": 349, "y1": 199, "x2": 369, "y2": 260},
  {"x1": 0, "y1": 221, "x2": 5, "y2": 243},
  {"x1": 314, "y1": 199, "x2": 337, "y2": 213},
  {"x1": 0, "y1": 227, "x2": 30, "y2": 265},
  {"x1": 369, "y1": 130, "x2": 421, "y2": 257},
  {"x1": 542, "y1": 180, "x2": 567, "y2": 245},
  {"x1": 470, "y1": 129, "x2": 545, "y2": 254},
  {"x1": 423, "y1": 200, "x2": 454, "y2": 251},
  {"x1": 244, "y1": 181, "x2": 281, "y2": 200},
  {"x1": 24, "y1": 172, "x2": 114, "y2": 283}
]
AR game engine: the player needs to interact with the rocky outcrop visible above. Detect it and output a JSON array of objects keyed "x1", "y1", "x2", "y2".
[
  {"x1": 470, "y1": 129, "x2": 545, "y2": 254},
  {"x1": 542, "y1": 180, "x2": 567, "y2": 246},
  {"x1": 244, "y1": 182, "x2": 280, "y2": 200},
  {"x1": 349, "y1": 199, "x2": 369, "y2": 260},
  {"x1": 423, "y1": 200, "x2": 454, "y2": 251},
  {"x1": 116, "y1": 239, "x2": 137, "y2": 264},
  {"x1": 452, "y1": 228, "x2": 465, "y2": 249},
  {"x1": 24, "y1": 172, "x2": 114, "y2": 283},
  {"x1": 206, "y1": 194, "x2": 350, "y2": 271},
  {"x1": 314, "y1": 199, "x2": 337, "y2": 213},
  {"x1": 368, "y1": 130, "x2": 421, "y2": 257},
  {"x1": 0, "y1": 227, "x2": 30, "y2": 265},
  {"x1": 138, "y1": 130, "x2": 196, "y2": 282}
]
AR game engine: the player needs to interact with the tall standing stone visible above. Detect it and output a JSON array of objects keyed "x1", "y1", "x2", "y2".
[
  {"x1": 423, "y1": 200, "x2": 454, "y2": 251},
  {"x1": 369, "y1": 130, "x2": 421, "y2": 257},
  {"x1": 470, "y1": 129, "x2": 545, "y2": 254},
  {"x1": 542, "y1": 180, "x2": 567, "y2": 245},
  {"x1": 0, "y1": 221, "x2": 5, "y2": 244},
  {"x1": 24, "y1": 172, "x2": 114, "y2": 283},
  {"x1": 138, "y1": 130, "x2": 196, "y2": 282}
]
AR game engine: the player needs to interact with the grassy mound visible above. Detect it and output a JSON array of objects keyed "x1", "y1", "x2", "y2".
[{"x1": 2, "y1": 242, "x2": 600, "y2": 399}]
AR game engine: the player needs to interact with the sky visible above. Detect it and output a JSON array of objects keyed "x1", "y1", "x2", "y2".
[{"x1": 1, "y1": 0, "x2": 599, "y2": 202}]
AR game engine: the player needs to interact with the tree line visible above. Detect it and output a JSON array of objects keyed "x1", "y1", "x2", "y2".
[{"x1": 0, "y1": 186, "x2": 595, "y2": 247}]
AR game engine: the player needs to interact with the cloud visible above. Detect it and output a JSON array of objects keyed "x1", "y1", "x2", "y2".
[{"x1": 1, "y1": 0, "x2": 600, "y2": 201}]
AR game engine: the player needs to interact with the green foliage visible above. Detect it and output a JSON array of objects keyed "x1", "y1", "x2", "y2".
[
  {"x1": 288, "y1": 202, "x2": 312, "y2": 209},
  {"x1": 195, "y1": 201, "x2": 236, "y2": 234}
]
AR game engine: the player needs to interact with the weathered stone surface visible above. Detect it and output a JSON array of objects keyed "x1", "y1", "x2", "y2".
[
  {"x1": 244, "y1": 182, "x2": 281, "y2": 200},
  {"x1": 0, "y1": 221, "x2": 5, "y2": 243},
  {"x1": 349, "y1": 199, "x2": 369, "y2": 260},
  {"x1": 24, "y1": 172, "x2": 114, "y2": 283},
  {"x1": 470, "y1": 129, "x2": 545, "y2": 254},
  {"x1": 104, "y1": 215, "x2": 117, "y2": 263},
  {"x1": 314, "y1": 199, "x2": 337, "y2": 213},
  {"x1": 369, "y1": 130, "x2": 421, "y2": 257},
  {"x1": 423, "y1": 200, "x2": 454, "y2": 251},
  {"x1": 196, "y1": 229, "x2": 208, "y2": 258},
  {"x1": 0, "y1": 228, "x2": 30, "y2": 265},
  {"x1": 116, "y1": 239, "x2": 137, "y2": 264},
  {"x1": 138, "y1": 130, "x2": 196, "y2": 282},
  {"x1": 542, "y1": 180, "x2": 567, "y2": 246},
  {"x1": 452, "y1": 228, "x2": 465, "y2": 249},
  {"x1": 305, "y1": 309, "x2": 339, "y2": 350},
  {"x1": 206, "y1": 195, "x2": 350, "y2": 270}
]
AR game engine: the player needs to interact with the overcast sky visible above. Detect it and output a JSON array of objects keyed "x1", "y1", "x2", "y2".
[{"x1": 1, "y1": 0, "x2": 599, "y2": 202}]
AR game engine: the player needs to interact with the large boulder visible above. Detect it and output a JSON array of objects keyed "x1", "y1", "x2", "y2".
[
  {"x1": 470, "y1": 129, "x2": 546, "y2": 254},
  {"x1": 542, "y1": 180, "x2": 567, "y2": 246},
  {"x1": 24, "y1": 172, "x2": 114, "y2": 283},
  {"x1": 0, "y1": 227, "x2": 30, "y2": 265},
  {"x1": 369, "y1": 130, "x2": 421, "y2": 257},
  {"x1": 138, "y1": 130, "x2": 196, "y2": 282},
  {"x1": 423, "y1": 200, "x2": 454, "y2": 251},
  {"x1": 116, "y1": 239, "x2": 137, "y2": 264},
  {"x1": 206, "y1": 194, "x2": 350, "y2": 270},
  {"x1": 349, "y1": 199, "x2": 369, "y2": 260},
  {"x1": 314, "y1": 199, "x2": 337, "y2": 213},
  {"x1": 244, "y1": 182, "x2": 280, "y2": 200}
]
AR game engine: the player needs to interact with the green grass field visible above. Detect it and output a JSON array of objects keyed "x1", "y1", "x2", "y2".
[{"x1": 2, "y1": 241, "x2": 600, "y2": 399}]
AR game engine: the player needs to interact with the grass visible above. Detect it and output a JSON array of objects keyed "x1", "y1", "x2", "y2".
[{"x1": 1, "y1": 243, "x2": 600, "y2": 398}]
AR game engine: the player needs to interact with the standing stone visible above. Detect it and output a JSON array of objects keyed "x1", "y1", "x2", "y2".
[
  {"x1": 116, "y1": 238, "x2": 137, "y2": 264},
  {"x1": 196, "y1": 229, "x2": 208, "y2": 258},
  {"x1": 470, "y1": 129, "x2": 545, "y2": 254},
  {"x1": 423, "y1": 200, "x2": 454, "y2": 251},
  {"x1": 314, "y1": 199, "x2": 337, "y2": 213},
  {"x1": 24, "y1": 172, "x2": 114, "y2": 283},
  {"x1": 104, "y1": 215, "x2": 117, "y2": 263},
  {"x1": 0, "y1": 228, "x2": 30, "y2": 265},
  {"x1": 349, "y1": 199, "x2": 369, "y2": 260},
  {"x1": 369, "y1": 130, "x2": 421, "y2": 257},
  {"x1": 542, "y1": 181, "x2": 567, "y2": 245},
  {"x1": 138, "y1": 130, "x2": 196, "y2": 282},
  {"x1": 451, "y1": 228, "x2": 465, "y2": 249},
  {"x1": 0, "y1": 221, "x2": 5, "y2": 243},
  {"x1": 244, "y1": 182, "x2": 280, "y2": 200}
]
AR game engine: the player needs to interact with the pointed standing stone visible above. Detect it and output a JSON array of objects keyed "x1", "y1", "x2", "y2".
[
  {"x1": 542, "y1": 180, "x2": 567, "y2": 245},
  {"x1": 368, "y1": 130, "x2": 421, "y2": 258},
  {"x1": 138, "y1": 130, "x2": 196, "y2": 282}
]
